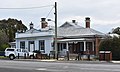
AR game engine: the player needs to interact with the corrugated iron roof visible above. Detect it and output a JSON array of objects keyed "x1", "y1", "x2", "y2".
[
  {"x1": 57, "y1": 22, "x2": 105, "y2": 37},
  {"x1": 17, "y1": 21, "x2": 105, "y2": 38}
]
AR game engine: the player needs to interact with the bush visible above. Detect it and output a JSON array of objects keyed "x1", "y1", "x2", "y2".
[{"x1": 0, "y1": 43, "x2": 10, "y2": 51}]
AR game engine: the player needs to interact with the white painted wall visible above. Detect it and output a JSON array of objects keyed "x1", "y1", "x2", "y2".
[
  {"x1": 35, "y1": 40, "x2": 38, "y2": 50},
  {"x1": 25, "y1": 40, "x2": 28, "y2": 50},
  {"x1": 16, "y1": 40, "x2": 19, "y2": 48},
  {"x1": 44, "y1": 38, "x2": 53, "y2": 54},
  {"x1": 16, "y1": 31, "x2": 54, "y2": 38},
  {"x1": 16, "y1": 36, "x2": 54, "y2": 54},
  {"x1": 35, "y1": 36, "x2": 53, "y2": 54}
]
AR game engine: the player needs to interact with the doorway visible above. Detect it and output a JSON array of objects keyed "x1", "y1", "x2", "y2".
[{"x1": 28, "y1": 41, "x2": 35, "y2": 52}]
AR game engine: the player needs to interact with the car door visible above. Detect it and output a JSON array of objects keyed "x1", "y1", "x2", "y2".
[
  {"x1": 16, "y1": 49, "x2": 22, "y2": 56},
  {"x1": 21, "y1": 49, "x2": 28, "y2": 56}
]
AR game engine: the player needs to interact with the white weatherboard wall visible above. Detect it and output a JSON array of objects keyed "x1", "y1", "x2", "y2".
[
  {"x1": 35, "y1": 40, "x2": 39, "y2": 50},
  {"x1": 16, "y1": 40, "x2": 20, "y2": 49},
  {"x1": 16, "y1": 31, "x2": 54, "y2": 38},
  {"x1": 35, "y1": 40, "x2": 38, "y2": 50},
  {"x1": 24, "y1": 40, "x2": 28, "y2": 49},
  {"x1": 44, "y1": 37, "x2": 53, "y2": 54},
  {"x1": 16, "y1": 36, "x2": 54, "y2": 54},
  {"x1": 37, "y1": 37, "x2": 53, "y2": 54}
]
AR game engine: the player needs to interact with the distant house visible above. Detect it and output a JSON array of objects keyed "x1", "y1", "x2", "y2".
[
  {"x1": 15, "y1": 17, "x2": 105, "y2": 58},
  {"x1": 109, "y1": 33, "x2": 119, "y2": 38}
]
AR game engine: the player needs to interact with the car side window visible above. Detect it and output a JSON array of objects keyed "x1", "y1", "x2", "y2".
[
  {"x1": 17, "y1": 49, "x2": 21, "y2": 52},
  {"x1": 6, "y1": 49, "x2": 14, "y2": 51},
  {"x1": 22, "y1": 49, "x2": 27, "y2": 52},
  {"x1": 22, "y1": 49, "x2": 25, "y2": 52}
]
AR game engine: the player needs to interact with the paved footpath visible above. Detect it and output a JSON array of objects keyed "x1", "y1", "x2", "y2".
[
  {"x1": 1, "y1": 58, "x2": 120, "y2": 64},
  {"x1": 14, "y1": 58, "x2": 117, "y2": 64}
]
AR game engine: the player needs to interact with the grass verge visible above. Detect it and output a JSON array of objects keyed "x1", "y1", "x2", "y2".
[{"x1": 0, "y1": 56, "x2": 7, "y2": 59}]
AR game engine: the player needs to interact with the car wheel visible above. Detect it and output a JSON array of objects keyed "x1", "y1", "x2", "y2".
[
  {"x1": 9, "y1": 55, "x2": 15, "y2": 60},
  {"x1": 30, "y1": 55, "x2": 34, "y2": 59}
]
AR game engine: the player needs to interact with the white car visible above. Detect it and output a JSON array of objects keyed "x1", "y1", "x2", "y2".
[{"x1": 5, "y1": 48, "x2": 35, "y2": 60}]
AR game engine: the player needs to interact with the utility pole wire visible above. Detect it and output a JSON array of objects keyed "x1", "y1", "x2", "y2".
[
  {"x1": 35, "y1": 6, "x2": 54, "y2": 29},
  {"x1": 45, "y1": 7, "x2": 54, "y2": 18},
  {"x1": 0, "y1": 5, "x2": 54, "y2": 10},
  {"x1": 0, "y1": 4, "x2": 55, "y2": 29}
]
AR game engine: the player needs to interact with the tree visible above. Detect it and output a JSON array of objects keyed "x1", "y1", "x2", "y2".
[
  {"x1": 0, "y1": 30, "x2": 9, "y2": 51},
  {"x1": 0, "y1": 18, "x2": 28, "y2": 42},
  {"x1": 99, "y1": 36, "x2": 120, "y2": 60}
]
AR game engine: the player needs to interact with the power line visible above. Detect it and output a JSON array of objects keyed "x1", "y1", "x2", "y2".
[
  {"x1": 0, "y1": 5, "x2": 54, "y2": 10},
  {"x1": 36, "y1": 25, "x2": 40, "y2": 29},
  {"x1": 45, "y1": 6, "x2": 54, "y2": 18},
  {"x1": 0, "y1": 4, "x2": 55, "y2": 29},
  {"x1": 32, "y1": 6, "x2": 54, "y2": 29}
]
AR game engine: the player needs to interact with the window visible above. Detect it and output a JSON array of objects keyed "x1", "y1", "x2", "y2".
[
  {"x1": 39, "y1": 40, "x2": 45, "y2": 52},
  {"x1": 80, "y1": 42, "x2": 84, "y2": 51},
  {"x1": 86, "y1": 42, "x2": 92, "y2": 51},
  {"x1": 20, "y1": 41, "x2": 25, "y2": 49},
  {"x1": 63, "y1": 43, "x2": 66, "y2": 49},
  {"x1": 7, "y1": 49, "x2": 14, "y2": 51},
  {"x1": 17, "y1": 49, "x2": 21, "y2": 52}
]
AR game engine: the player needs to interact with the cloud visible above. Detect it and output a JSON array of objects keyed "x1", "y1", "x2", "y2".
[
  {"x1": 0, "y1": 0, "x2": 120, "y2": 33},
  {"x1": 0, "y1": 0, "x2": 55, "y2": 7},
  {"x1": 58, "y1": 15, "x2": 120, "y2": 33}
]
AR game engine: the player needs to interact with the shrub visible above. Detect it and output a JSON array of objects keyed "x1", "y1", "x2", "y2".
[
  {"x1": 0, "y1": 43, "x2": 10, "y2": 51},
  {"x1": 99, "y1": 36, "x2": 120, "y2": 60}
]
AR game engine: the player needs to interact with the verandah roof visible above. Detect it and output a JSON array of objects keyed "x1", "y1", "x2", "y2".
[{"x1": 57, "y1": 38, "x2": 94, "y2": 42}]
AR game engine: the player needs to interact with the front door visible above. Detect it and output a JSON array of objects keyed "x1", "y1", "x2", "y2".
[{"x1": 28, "y1": 41, "x2": 35, "y2": 52}]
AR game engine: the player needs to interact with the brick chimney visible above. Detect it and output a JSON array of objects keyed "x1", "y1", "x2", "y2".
[
  {"x1": 41, "y1": 18, "x2": 48, "y2": 28},
  {"x1": 85, "y1": 17, "x2": 90, "y2": 28},
  {"x1": 29, "y1": 22, "x2": 34, "y2": 29}
]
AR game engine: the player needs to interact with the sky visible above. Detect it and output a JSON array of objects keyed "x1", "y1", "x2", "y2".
[{"x1": 0, "y1": 0, "x2": 120, "y2": 33}]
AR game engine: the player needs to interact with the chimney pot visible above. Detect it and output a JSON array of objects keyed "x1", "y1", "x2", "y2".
[
  {"x1": 29, "y1": 22, "x2": 34, "y2": 29},
  {"x1": 41, "y1": 18, "x2": 46, "y2": 21},
  {"x1": 86, "y1": 17, "x2": 90, "y2": 21},
  {"x1": 72, "y1": 20, "x2": 76, "y2": 23}
]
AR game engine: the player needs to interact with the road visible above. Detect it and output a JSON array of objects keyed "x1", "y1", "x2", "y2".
[{"x1": 0, "y1": 60, "x2": 120, "y2": 72}]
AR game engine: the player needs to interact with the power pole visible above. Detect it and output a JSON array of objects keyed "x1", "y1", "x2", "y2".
[{"x1": 54, "y1": 2, "x2": 58, "y2": 59}]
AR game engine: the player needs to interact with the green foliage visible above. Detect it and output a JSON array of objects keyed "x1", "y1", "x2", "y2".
[
  {"x1": 0, "y1": 18, "x2": 28, "y2": 51},
  {"x1": 0, "y1": 18, "x2": 28, "y2": 42},
  {"x1": 0, "y1": 30, "x2": 9, "y2": 44},
  {"x1": 99, "y1": 36, "x2": 120, "y2": 60},
  {"x1": 0, "y1": 30, "x2": 10, "y2": 51},
  {"x1": 0, "y1": 43, "x2": 10, "y2": 51}
]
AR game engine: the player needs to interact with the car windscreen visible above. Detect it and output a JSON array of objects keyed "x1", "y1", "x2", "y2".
[{"x1": 6, "y1": 49, "x2": 15, "y2": 51}]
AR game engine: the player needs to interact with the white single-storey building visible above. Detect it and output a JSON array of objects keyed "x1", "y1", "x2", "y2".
[{"x1": 15, "y1": 17, "x2": 105, "y2": 58}]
